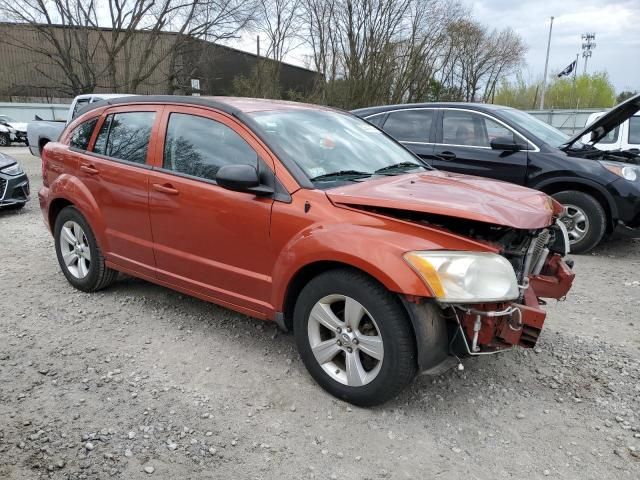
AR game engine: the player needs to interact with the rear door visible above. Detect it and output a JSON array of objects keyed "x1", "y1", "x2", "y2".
[
  {"x1": 432, "y1": 108, "x2": 529, "y2": 185},
  {"x1": 80, "y1": 105, "x2": 162, "y2": 278},
  {"x1": 377, "y1": 108, "x2": 437, "y2": 163},
  {"x1": 147, "y1": 106, "x2": 275, "y2": 317}
]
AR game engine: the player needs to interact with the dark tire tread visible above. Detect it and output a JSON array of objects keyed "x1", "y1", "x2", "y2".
[
  {"x1": 294, "y1": 268, "x2": 417, "y2": 407},
  {"x1": 54, "y1": 206, "x2": 118, "y2": 292},
  {"x1": 552, "y1": 190, "x2": 606, "y2": 254}
]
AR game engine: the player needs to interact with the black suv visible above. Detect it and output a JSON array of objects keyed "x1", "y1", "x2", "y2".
[{"x1": 353, "y1": 94, "x2": 640, "y2": 253}]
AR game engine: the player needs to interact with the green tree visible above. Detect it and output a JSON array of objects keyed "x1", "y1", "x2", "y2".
[{"x1": 493, "y1": 71, "x2": 616, "y2": 110}]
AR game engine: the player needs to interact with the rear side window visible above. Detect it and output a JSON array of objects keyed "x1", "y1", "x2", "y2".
[
  {"x1": 383, "y1": 110, "x2": 433, "y2": 143},
  {"x1": 163, "y1": 113, "x2": 257, "y2": 182},
  {"x1": 629, "y1": 117, "x2": 640, "y2": 145},
  {"x1": 93, "y1": 112, "x2": 155, "y2": 164},
  {"x1": 69, "y1": 118, "x2": 98, "y2": 150}
]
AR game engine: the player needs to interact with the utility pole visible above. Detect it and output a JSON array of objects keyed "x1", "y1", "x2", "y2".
[
  {"x1": 539, "y1": 16, "x2": 554, "y2": 110},
  {"x1": 581, "y1": 33, "x2": 596, "y2": 75}
]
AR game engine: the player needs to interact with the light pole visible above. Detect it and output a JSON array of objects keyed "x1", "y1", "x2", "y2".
[
  {"x1": 539, "y1": 16, "x2": 554, "y2": 110},
  {"x1": 581, "y1": 33, "x2": 596, "y2": 75}
]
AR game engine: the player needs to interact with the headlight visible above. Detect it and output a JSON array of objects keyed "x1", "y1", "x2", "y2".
[
  {"x1": 404, "y1": 251, "x2": 519, "y2": 303},
  {"x1": 1, "y1": 162, "x2": 24, "y2": 176},
  {"x1": 600, "y1": 161, "x2": 639, "y2": 182}
]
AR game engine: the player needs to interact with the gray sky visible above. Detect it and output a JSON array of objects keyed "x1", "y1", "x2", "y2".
[
  {"x1": 228, "y1": 0, "x2": 640, "y2": 94},
  {"x1": 469, "y1": 0, "x2": 640, "y2": 92}
]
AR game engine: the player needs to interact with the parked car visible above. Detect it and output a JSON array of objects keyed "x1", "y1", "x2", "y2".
[
  {"x1": 0, "y1": 121, "x2": 15, "y2": 146},
  {"x1": 27, "y1": 93, "x2": 132, "y2": 157},
  {"x1": 0, "y1": 151, "x2": 30, "y2": 209},
  {"x1": 353, "y1": 93, "x2": 640, "y2": 253},
  {"x1": 582, "y1": 111, "x2": 639, "y2": 152},
  {"x1": 0, "y1": 115, "x2": 28, "y2": 145},
  {"x1": 39, "y1": 96, "x2": 574, "y2": 405}
]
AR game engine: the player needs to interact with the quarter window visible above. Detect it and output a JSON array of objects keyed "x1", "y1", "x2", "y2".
[
  {"x1": 365, "y1": 114, "x2": 386, "y2": 128},
  {"x1": 69, "y1": 118, "x2": 98, "y2": 150},
  {"x1": 93, "y1": 112, "x2": 155, "y2": 164},
  {"x1": 628, "y1": 117, "x2": 640, "y2": 145},
  {"x1": 383, "y1": 110, "x2": 433, "y2": 143},
  {"x1": 163, "y1": 113, "x2": 257, "y2": 182},
  {"x1": 443, "y1": 110, "x2": 520, "y2": 147}
]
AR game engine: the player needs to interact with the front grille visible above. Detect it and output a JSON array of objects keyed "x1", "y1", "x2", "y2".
[{"x1": 0, "y1": 177, "x2": 6, "y2": 200}]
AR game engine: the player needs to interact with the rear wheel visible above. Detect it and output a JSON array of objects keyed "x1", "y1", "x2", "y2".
[
  {"x1": 0, "y1": 133, "x2": 10, "y2": 146},
  {"x1": 293, "y1": 269, "x2": 417, "y2": 406},
  {"x1": 553, "y1": 190, "x2": 606, "y2": 254},
  {"x1": 54, "y1": 206, "x2": 118, "y2": 292}
]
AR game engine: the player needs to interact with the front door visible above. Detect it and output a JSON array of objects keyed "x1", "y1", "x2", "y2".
[
  {"x1": 432, "y1": 109, "x2": 529, "y2": 185},
  {"x1": 147, "y1": 106, "x2": 275, "y2": 317}
]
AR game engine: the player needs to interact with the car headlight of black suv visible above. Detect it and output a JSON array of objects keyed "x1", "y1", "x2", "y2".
[
  {"x1": 1, "y1": 162, "x2": 24, "y2": 176},
  {"x1": 600, "y1": 161, "x2": 640, "y2": 182}
]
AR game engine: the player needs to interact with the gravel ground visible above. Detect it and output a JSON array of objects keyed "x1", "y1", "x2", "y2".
[{"x1": 1, "y1": 146, "x2": 639, "y2": 480}]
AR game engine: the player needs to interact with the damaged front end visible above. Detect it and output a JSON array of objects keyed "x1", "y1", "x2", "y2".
[
  {"x1": 449, "y1": 220, "x2": 575, "y2": 356},
  {"x1": 389, "y1": 208, "x2": 575, "y2": 371}
]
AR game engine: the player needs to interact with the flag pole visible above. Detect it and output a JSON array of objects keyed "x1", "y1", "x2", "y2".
[
  {"x1": 572, "y1": 53, "x2": 579, "y2": 133},
  {"x1": 539, "y1": 16, "x2": 554, "y2": 110}
]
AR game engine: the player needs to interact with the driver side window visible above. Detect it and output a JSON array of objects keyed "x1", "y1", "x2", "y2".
[{"x1": 163, "y1": 113, "x2": 257, "y2": 182}]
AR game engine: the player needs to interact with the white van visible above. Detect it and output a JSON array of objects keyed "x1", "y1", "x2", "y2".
[{"x1": 583, "y1": 111, "x2": 640, "y2": 151}]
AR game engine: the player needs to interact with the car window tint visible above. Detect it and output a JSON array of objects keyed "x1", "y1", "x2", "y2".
[
  {"x1": 163, "y1": 113, "x2": 257, "y2": 181},
  {"x1": 443, "y1": 110, "x2": 517, "y2": 147},
  {"x1": 92, "y1": 112, "x2": 155, "y2": 164},
  {"x1": 72, "y1": 99, "x2": 90, "y2": 119},
  {"x1": 69, "y1": 118, "x2": 98, "y2": 150},
  {"x1": 628, "y1": 117, "x2": 640, "y2": 145},
  {"x1": 383, "y1": 110, "x2": 433, "y2": 143},
  {"x1": 365, "y1": 114, "x2": 386, "y2": 128}
]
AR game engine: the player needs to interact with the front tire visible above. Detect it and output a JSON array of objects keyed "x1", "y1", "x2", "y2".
[
  {"x1": 54, "y1": 206, "x2": 118, "y2": 292},
  {"x1": 0, "y1": 133, "x2": 10, "y2": 146},
  {"x1": 293, "y1": 268, "x2": 417, "y2": 406},
  {"x1": 552, "y1": 190, "x2": 606, "y2": 254}
]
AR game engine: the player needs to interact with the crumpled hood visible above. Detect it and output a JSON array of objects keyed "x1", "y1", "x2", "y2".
[
  {"x1": 326, "y1": 170, "x2": 558, "y2": 229},
  {"x1": 8, "y1": 122, "x2": 28, "y2": 132}
]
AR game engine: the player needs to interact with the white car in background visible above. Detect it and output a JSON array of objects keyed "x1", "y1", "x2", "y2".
[
  {"x1": 0, "y1": 115, "x2": 29, "y2": 145},
  {"x1": 583, "y1": 111, "x2": 640, "y2": 152}
]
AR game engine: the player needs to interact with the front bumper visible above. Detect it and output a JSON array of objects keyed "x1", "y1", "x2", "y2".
[
  {"x1": 456, "y1": 254, "x2": 574, "y2": 352},
  {"x1": 0, "y1": 171, "x2": 30, "y2": 206}
]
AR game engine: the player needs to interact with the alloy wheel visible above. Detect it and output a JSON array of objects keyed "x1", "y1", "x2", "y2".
[
  {"x1": 307, "y1": 294, "x2": 384, "y2": 387},
  {"x1": 561, "y1": 204, "x2": 590, "y2": 244},
  {"x1": 59, "y1": 220, "x2": 91, "y2": 279}
]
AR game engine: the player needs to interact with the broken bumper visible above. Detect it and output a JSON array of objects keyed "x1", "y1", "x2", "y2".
[{"x1": 457, "y1": 254, "x2": 574, "y2": 352}]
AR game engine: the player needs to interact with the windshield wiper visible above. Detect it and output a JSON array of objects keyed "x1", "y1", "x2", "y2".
[
  {"x1": 374, "y1": 162, "x2": 428, "y2": 175},
  {"x1": 310, "y1": 170, "x2": 372, "y2": 181}
]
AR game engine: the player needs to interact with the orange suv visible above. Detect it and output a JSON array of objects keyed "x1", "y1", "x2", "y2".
[{"x1": 39, "y1": 96, "x2": 574, "y2": 406}]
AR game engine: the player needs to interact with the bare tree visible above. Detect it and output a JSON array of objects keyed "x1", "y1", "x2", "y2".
[{"x1": 0, "y1": 0, "x2": 256, "y2": 95}]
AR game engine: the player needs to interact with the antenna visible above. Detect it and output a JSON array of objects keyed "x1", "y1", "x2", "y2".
[{"x1": 581, "y1": 33, "x2": 596, "y2": 75}]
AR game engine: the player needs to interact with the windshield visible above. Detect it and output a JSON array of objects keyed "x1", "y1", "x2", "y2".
[
  {"x1": 250, "y1": 109, "x2": 427, "y2": 186},
  {"x1": 498, "y1": 108, "x2": 580, "y2": 149}
]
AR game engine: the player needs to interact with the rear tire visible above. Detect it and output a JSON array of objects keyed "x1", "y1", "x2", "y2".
[
  {"x1": 54, "y1": 206, "x2": 118, "y2": 292},
  {"x1": 293, "y1": 268, "x2": 417, "y2": 406},
  {"x1": 553, "y1": 190, "x2": 606, "y2": 254},
  {"x1": 0, "y1": 133, "x2": 10, "y2": 146}
]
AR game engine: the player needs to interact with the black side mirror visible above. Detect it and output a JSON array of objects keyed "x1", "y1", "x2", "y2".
[
  {"x1": 490, "y1": 136, "x2": 526, "y2": 152},
  {"x1": 216, "y1": 164, "x2": 273, "y2": 195}
]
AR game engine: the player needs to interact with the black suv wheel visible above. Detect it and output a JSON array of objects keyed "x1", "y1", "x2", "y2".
[{"x1": 553, "y1": 190, "x2": 606, "y2": 254}]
